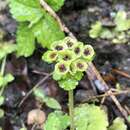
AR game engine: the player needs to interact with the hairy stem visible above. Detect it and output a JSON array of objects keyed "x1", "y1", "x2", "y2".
[{"x1": 68, "y1": 90, "x2": 74, "y2": 130}]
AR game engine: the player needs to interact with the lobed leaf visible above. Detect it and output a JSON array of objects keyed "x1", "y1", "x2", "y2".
[
  {"x1": 9, "y1": 0, "x2": 43, "y2": 27},
  {"x1": 16, "y1": 23, "x2": 35, "y2": 57},
  {"x1": 0, "y1": 43, "x2": 17, "y2": 60},
  {"x1": 114, "y1": 11, "x2": 130, "y2": 31},
  {"x1": 89, "y1": 21, "x2": 102, "y2": 38},
  {"x1": 108, "y1": 117, "x2": 127, "y2": 130},
  {"x1": 45, "y1": 0, "x2": 65, "y2": 11},
  {"x1": 0, "y1": 74, "x2": 14, "y2": 87},
  {"x1": 44, "y1": 111, "x2": 70, "y2": 130},
  {"x1": 32, "y1": 12, "x2": 65, "y2": 48},
  {"x1": 74, "y1": 104, "x2": 108, "y2": 130},
  {"x1": 59, "y1": 77, "x2": 78, "y2": 90}
]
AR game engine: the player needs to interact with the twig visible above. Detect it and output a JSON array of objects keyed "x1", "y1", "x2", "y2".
[
  {"x1": 112, "y1": 68, "x2": 130, "y2": 79},
  {"x1": 107, "y1": 90, "x2": 129, "y2": 121},
  {"x1": 18, "y1": 73, "x2": 52, "y2": 107},
  {"x1": 32, "y1": 70, "x2": 49, "y2": 76}
]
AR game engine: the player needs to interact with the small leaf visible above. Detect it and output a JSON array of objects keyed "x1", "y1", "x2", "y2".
[
  {"x1": 108, "y1": 117, "x2": 127, "y2": 130},
  {"x1": 9, "y1": 0, "x2": 43, "y2": 27},
  {"x1": 74, "y1": 104, "x2": 108, "y2": 130},
  {"x1": 44, "y1": 111, "x2": 70, "y2": 130},
  {"x1": 89, "y1": 21, "x2": 102, "y2": 38},
  {"x1": 59, "y1": 77, "x2": 78, "y2": 91},
  {"x1": 33, "y1": 88, "x2": 45, "y2": 100},
  {"x1": 45, "y1": 0, "x2": 65, "y2": 11},
  {"x1": 45, "y1": 97, "x2": 61, "y2": 109},
  {"x1": 115, "y1": 11, "x2": 130, "y2": 31},
  {"x1": 34, "y1": 88, "x2": 61, "y2": 109},
  {"x1": 16, "y1": 23, "x2": 35, "y2": 57},
  {"x1": 0, "y1": 96, "x2": 4, "y2": 106},
  {"x1": 0, "y1": 43, "x2": 17, "y2": 60},
  {"x1": 32, "y1": 12, "x2": 65, "y2": 49},
  {"x1": 73, "y1": 72, "x2": 83, "y2": 81},
  {"x1": 0, "y1": 109, "x2": 4, "y2": 118},
  {"x1": 0, "y1": 74, "x2": 14, "y2": 87},
  {"x1": 52, "y1": 71, "x2": 63, "y2": 81},
  {"x1": 4, "y1": 74, "x2": 14, "y2": 83},
  {"x1": 100, "y1": 28, "x2": 114, "y2": 39}
]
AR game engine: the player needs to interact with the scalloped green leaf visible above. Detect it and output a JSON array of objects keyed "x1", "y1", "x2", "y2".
[
  {"x1": 0, "y1": 109, "x2": 4, "y2": 118},
  {"x1": 59, "y1": 77, "x2": 78, "y2": 91},
  {"x1": 32, "y1": 12, "x2": 65, "y2": 48},
  {"x1": 44, "y1": 111, "x2": 70, "y2": 130},
  {"x1": 114, "y1": 11, "x2": 130, "y2": 31},
  {"x1": 89, "y1": 21, "x2": 102, "y2": 38},
  {"x1": 0, "y1": 43, "x2": 17, "y2": 60},
  {"x1": 108, "y1": 117, "x2": 127, "y2": 130},
  {"x1": 16, "y1": 23, "x2": 35, "y2": 57},
  {"x1": 74, "y1": 104, "x2": 108, "y2": 130},
  {"x1": 0, "y1": 74, "x2": 14, "y2": 87},
  {"x1": 9, "y1": 0, "x2": 43, "y2": 27},
  {"x1": 45, "y1": 0, "x2": 65, "y2": 11}
]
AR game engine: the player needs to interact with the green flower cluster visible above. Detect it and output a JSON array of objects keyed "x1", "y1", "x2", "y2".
[{"x1": 42, "y1": 37, "x2": 95, "y2": 90}]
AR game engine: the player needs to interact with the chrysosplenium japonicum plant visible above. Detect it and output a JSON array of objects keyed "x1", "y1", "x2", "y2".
[
  {"x1": 42, "y1": 37, "x2": 95, "y2": 91},
  {"x1": 89, "y1": 11, "x2": 130, "y2": 44}
]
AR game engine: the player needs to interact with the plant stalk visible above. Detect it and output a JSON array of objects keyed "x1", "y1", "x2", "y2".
[
  {"x1": 0, "y1": 56, "x2": 6, "y2": 76},
  {"x1": 0, "y1": 56, "x2": 6, "y2": 96},
  {"x1": 68, "y1": 90, "x2": 74, "y2": 130}
]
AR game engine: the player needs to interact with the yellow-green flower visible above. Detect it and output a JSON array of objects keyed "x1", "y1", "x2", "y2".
[
  {"x1": 64, "y1": 37, "x2": 77, "y2": 49},
  {"x1": 55, "y1": 61, "x2": 70, "y2": 75},
  {"x1": 42, "y1": 50, "x2": 58, "y2": 63},
  {"x1": 70, "y1": 59, "x2": 88, "y2": 74},
  {"x1": 58, "y1": 50, "x2": 76, "y2": 62},
  {"x1": 82, "y1": 45, "x2": 95, "y2": 61},
  {"x1": 72, "y1": 42, "x2": 83, "y2": 58},
  {"x1": 50, "y1": 40, "x2": 67, "y2": 51}
]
